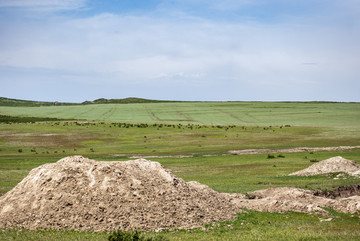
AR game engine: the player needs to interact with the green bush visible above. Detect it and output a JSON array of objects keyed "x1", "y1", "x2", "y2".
[
  {"x1": 108, "y1": 230, "x2": 167, "y2": 241},
  {"x1": 267, "y1": 154, "x2": 275, "y2": 159}
]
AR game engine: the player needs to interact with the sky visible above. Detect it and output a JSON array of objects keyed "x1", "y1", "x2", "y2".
[{"x1": 0, "y1": 0, "x2": 359, "y2": 102}]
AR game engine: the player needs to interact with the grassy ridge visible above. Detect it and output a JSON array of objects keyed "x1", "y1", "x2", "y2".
[
  {"x1": 0, "y1": 96, "x2": 175, "y2": 107},
  {"x1": 0, "y1": 97, "x2": 75, "y2": 107},
  {"x1": 82, "y1": 97, "x2": 177, "y2": 104},
  {"x1": 0, "y1": 101, "x2": 359, "y2": 127}
]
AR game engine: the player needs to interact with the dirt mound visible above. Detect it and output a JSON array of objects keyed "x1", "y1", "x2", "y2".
[
  {"x1": 0, "y1": 156, "x2": 240, "y2": 231},
  {"x1": 289, "y1": 156, "x2": 360, "y2": 177},
  {"x1": 230, "y1": 187, "x2": 360, "y2": 214},
  {"x1": 1, "y1": 156, "x2": 359, "y2": 232},
  {"x1": 314, "y1": 185, "x2": 360, "y2": 199}
]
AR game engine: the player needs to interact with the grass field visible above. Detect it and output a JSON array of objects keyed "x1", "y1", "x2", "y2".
[
  {"x1": 0, "y1": 101, "x2": 359, "y2": 127},
  {"x1": 0, "y1": 101, "x2": 359, "y2": 240}
]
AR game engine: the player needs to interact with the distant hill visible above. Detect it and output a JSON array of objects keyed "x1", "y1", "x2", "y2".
[
  {"x1": 0, "y1": 97, "x2": 177, "y2": 107},
  {"x1": 0, "y1": 97, "x2": 75, "y2": 107},
  {"x1": 81, "y1": 97, "x2": 177, "y2": 104}
]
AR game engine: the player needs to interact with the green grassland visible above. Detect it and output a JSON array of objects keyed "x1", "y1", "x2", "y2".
[
  {"x1": 0, "y1": 122, "x2": 359, "y2": 194},
  {"x1": 0, "y1": 101, "x2": 359, "y2": 127},
  {"x1": 0, "y1": 101, "x2": 359, "y2": 240}
]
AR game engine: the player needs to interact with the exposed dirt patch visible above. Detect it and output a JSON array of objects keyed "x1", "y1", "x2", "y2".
[
  {"x1": 314, "y1": 185, "x2": 360, "y2": 199},
  {"x1": 229, "y1": 145, "x2": 360, "y2": 155},
  {"x1": 289, "y1": 156, "x2": 360, "y2": 177}
]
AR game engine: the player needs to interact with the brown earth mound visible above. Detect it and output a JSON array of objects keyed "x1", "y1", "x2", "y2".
[
  {"x1": 0, "y1": 156, "x2": 240, "y2": 231},
  {"x1": 289, "y1": 156, "x2": 360, "y2": 177},
  {"x1": 231, "y1": 187, "x2": 360, "y2": 214}
]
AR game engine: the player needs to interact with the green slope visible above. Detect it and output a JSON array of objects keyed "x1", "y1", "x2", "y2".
[{"x1": 0, "y1": 101, "x2": 359, "y2": 128}]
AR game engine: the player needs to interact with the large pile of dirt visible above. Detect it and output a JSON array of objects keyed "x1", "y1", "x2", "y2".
[
  {"x1": 289, "y1": 156, "x2": 360, "y2": 177},
  {"x1": 0, "y1": 156, "x2": 240, "y2": 231}
]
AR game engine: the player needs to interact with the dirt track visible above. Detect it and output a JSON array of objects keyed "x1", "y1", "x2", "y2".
[
  {"x1": 229, "y1": 145, "x2": 360, "y2": 155},
  {"x1": 128, "y1": 145, "x2": 360, "y2": 159}
]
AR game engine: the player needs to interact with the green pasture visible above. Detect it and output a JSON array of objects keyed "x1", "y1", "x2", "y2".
[
  {"x1": 0, "y1": 101, "x2": 359, "y2": 127},
  {"x1": 0, "y1": 120, "x2": 359, "y2": 194},
  {"x1": 0, "y1": 101, "x2": 359, "y2": 240}
]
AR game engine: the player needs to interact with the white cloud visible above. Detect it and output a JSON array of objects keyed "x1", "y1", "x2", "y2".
[
  {"x1": 1, "y1": 13, "x2": 359, "y2": 86},
  {"x1": 0, "y1": 0, "x2": 87, "y2": 11},
  {"x1": 161, "y1": 0, "x2": 255, "y2": 11}
]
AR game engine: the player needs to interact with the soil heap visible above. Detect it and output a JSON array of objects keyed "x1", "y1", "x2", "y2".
[
  {"x1": 0, "y1": 156, "x2": 240, "y2": 231},
  {"x1": 230, "y1": 187, "x2": 360, "y2": 214},
  {"x1": 289, "y1": 156, "x2": 360, "y2": 177},
  {"x1": 1, "y1": 156, "x2": 359, "y2": 232}
]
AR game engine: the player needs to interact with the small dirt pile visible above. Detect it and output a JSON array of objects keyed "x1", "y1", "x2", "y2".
[
  {"x1": 0, "y1": 156, "x2": 240, "y2": 231},
  {"x1": 230, "y1": 187, "x2": 360, "y2": 214},
  {"x1": 289, "y1": 156, "x2": 360, "y2": 177}
]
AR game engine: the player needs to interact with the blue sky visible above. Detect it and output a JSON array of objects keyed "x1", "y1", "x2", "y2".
[{"x1": 0, "y1": 0, "x2": 359, "y2": 102}]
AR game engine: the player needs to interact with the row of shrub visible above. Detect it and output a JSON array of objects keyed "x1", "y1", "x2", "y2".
[
  {"x1": 0, "y1": 115, "x2": 65, "y2": 124},
  {"x1": 108, "y1": 230, "x2": 167, "y2": 241}
]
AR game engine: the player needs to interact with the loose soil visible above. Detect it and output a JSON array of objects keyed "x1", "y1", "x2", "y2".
[
  {"x1": 0, "y1": 156, "x2": 359, "y2": 232},
  {"x1": 289, "y1": 156, "x2": 360, "y2": 177},
  {"x1": 314, "y1": 185, "x2": 360, "y2": 199},
  {"x1": 231, "y1": 187, "x2": 360, "y2": 214}
]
